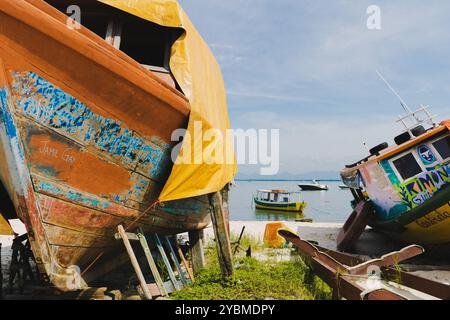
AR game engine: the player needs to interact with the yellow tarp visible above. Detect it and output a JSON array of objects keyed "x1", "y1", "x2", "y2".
[
  {"x1": 0, "y1": 214, "x2": 13, "y2": 235},
  {"x1": 99, "y1": 0, "x2": 236, "y2": 202}
]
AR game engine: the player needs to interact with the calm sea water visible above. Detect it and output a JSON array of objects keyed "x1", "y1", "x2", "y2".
[{"x1": 229, "y1": 180, "x2": 353, "y2": 223}]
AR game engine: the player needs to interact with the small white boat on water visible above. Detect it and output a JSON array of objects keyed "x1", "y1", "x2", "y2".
[{"x1": 298, "y1": 180, "x2": 329, "y2": 191}]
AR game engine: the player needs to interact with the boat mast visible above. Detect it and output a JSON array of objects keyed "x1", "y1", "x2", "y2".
[
  {"x1": 376, "y1": 70, "x2": 437, "y2": 132},
  {"x1": 376, "y1": 70, "x2": 415, "y2": 116}
]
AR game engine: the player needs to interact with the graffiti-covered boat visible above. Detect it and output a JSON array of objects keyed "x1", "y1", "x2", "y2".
[
  {"x1": 340, "y1": 106, "x2": 449, "y2": 251},
  {"x1": 0, "y1": 0, "x2": 235, "y2": 290}
]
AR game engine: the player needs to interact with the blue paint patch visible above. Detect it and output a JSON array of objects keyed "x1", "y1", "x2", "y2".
[
  {"x1": 11, "y1": 71, "x2": 172, "y2": 181},
  {"x1": 0, "y1": 87, "x2": 17, "y2": 138},
  {"x1": 36, "y1": 181, "x2": 112, "y2": 210}
]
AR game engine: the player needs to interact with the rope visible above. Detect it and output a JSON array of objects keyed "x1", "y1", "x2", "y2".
[
  {"x1": 80, "y1": 200, "x2": 162, "y2": 276},
  {"x1": 124, "y1": 200, "x2": 162, "y2": 232}
]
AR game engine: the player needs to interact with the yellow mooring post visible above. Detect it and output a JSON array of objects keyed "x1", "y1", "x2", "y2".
[{"x1": 209, "y1": 191, "x2": 233, "y2": 277}]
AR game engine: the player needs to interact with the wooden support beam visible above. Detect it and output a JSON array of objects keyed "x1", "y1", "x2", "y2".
[
  {"x1": 137, "y1": 228, "x2": 168, "y2": 297},
  {"x1": 164, "y1": 236, "x2": 189, "y2": 287},
  {"x1": 175, "y1": 240, "x2": 195, "y2": 283},
  {"x1": 154, "y1": 234, "x2": 181, "y2": 291},
  {"x1": 188, "y1": 229, "x2": 205, "y2": 274},
  {"x1": 221, "y1": 185, "x2": 231, "y2": 236},
  {"x1": 209, "y1": 191, "x2": 234, "y2": 278},
  {"x1": 117, "y1": 225, "x2": 152, "y2": 300},
  {"x1": 114, "y1": 231, "x2": 139, "y2": 241}
]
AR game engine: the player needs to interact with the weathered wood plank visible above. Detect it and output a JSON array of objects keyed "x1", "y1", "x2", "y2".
[
  {"x1": 209, "y1": 191, "x2": 233, "y2": 277},
  {"x1": 164, "y1": 236, "x2": 189, "y2": 287},
  {"x1": 117, "y1": 225, "x2": 152, "y2": 300},
  {"x1": 154, "y1": 234, "x2": 180, "y2": 291},
  {"x1": 188, "y1": 229, "x2": 205, "y2": 274},
  {"x1": 175, "y1": 239, "x2": 195, "y2": 283},
  {"x1": 137, "y1": 228, "x2": 168, "y2": 296}
]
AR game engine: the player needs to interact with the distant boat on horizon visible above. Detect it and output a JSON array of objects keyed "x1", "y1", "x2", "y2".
[{"x1": 298, "y1": 180, "x2": 329, "y2": 191}]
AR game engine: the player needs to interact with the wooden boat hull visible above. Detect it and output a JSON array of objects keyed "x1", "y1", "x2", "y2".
[
  {"x1": 0, "y1": 0, "x2": 213, "y2": 290},
  {"x1": 370, "y1": 186, "x2": 450, "y2": 249},
  {"x1": 254, "y1": 198, "x2": 306, "y2": 213}
]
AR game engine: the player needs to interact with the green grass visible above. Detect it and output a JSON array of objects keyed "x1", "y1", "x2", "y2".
[
  {"x1": 229, "y1": 232, "x2": 266, "y2": 251},
  {"x1": 171, "y1": 253, "x2": 332, "y2": 300}
]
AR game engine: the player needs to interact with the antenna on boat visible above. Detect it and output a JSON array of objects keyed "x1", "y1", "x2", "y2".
[
  {"x1": 363, "y1": 142, "x2": 370, "y2": 153},
  {"x1": 376, "y1": 70, "x2": 414, "y2": 115},
  {"x1": 375, "y1": 70, "x2": 437, "y2": 131}
]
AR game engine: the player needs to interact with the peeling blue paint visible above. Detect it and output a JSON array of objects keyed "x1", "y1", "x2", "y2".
[
  {"x1": 0, "y1": 87, "x2": 17, "y2": 138},
  {"x1": 0, "y1": 86, "x2": 25, "y2": 161},
  {"x1": 7, "y1": 71, "x2": 203, "y2": 218},
  {"x1": 35, "y1": 178, "x2": 204, "y2": 217},
  {"x1": 35, "y1": 180, "x2": 112, "y2": 210},
  {"x1": 11, "y1": 71, "x2": 172, "y2": 181}
]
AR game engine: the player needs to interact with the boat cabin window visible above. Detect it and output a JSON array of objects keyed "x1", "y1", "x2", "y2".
[
  {"x1": 432, "y1": 136, "x2": 450, "y2": 161},
  {"x1": 119, "y1": 17, "x2": 179, "y2": 71},
  {"x1": 44, "y1": 1, "x2": 182, "y2": 88},
  {"x1": 392, "y1": 153, "x2": 422, "y2": 180},
  {"x1": 257, "y1": 192, "x2": 269, "y2": 201},
  {"x1": 79, "y1": 13, "x2": 110, "y2": 39},
  {"x1": 44, "y1": 1, "x2": 113, "y2": 39},
  {"x1": 269, "y1": 193, "x2": 276, "y2": 202}
]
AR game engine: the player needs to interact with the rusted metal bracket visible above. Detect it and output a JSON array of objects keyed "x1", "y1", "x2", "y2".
[
  {"x1": 337, "y1": 201, "x2": 374, "y2": 251},
  {"x1": 313, "y1": 242, "x2": 450, "y2": 300},
  {"x1": 347, "y1": 245, "x2": 424, "y2": 275},
  {"x1": 232, "y1": 226, "x2": 251, "y2": 256},
  {"x1": 279, "y1": 229, "x2": 450, "y2": 300}
]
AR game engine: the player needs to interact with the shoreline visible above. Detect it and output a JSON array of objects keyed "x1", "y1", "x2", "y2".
[{"x1": 2, "y1": 219, "x2": 450, "y2": 292}]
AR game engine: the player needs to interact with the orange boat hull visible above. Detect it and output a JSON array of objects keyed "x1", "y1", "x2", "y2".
[{"x1": 0, "y1": 0, "x2": 212, "y2": 290}]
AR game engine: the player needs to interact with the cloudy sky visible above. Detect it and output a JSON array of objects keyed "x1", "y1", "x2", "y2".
[{"x1": 178, "y1": 0, "x2": 450, "y2": 177}]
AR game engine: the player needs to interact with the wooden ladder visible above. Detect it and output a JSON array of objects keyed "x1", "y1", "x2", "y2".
[{"x1": 115, "y1": 225, "x2": 193, "y2": 300}]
